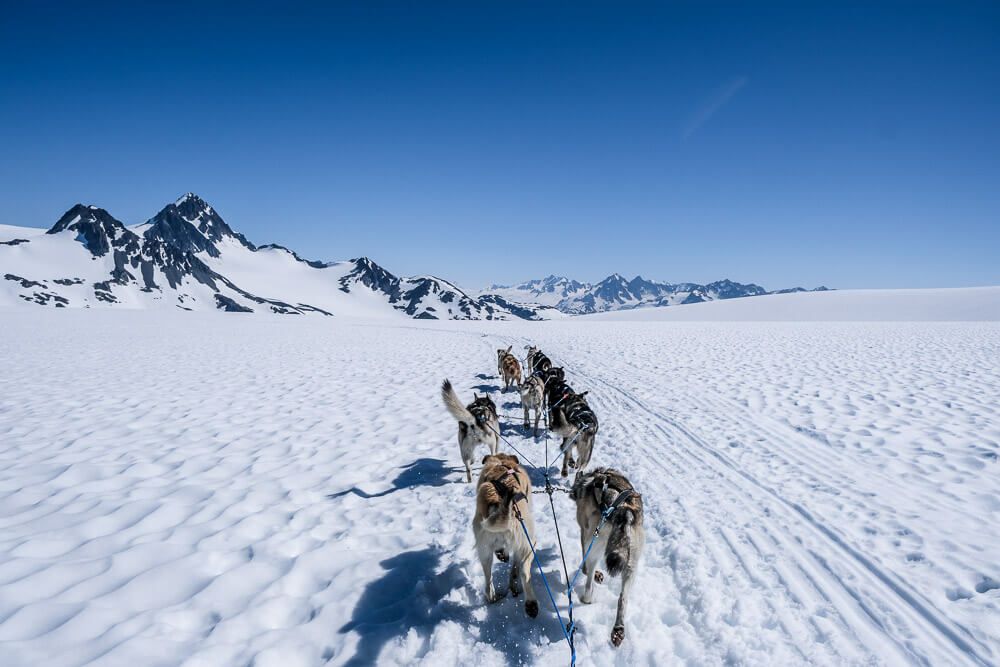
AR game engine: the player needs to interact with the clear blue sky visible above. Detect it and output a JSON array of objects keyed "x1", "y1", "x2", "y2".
[{"x1": 2, "y1": 2, "x2": 997, "y2": 289}]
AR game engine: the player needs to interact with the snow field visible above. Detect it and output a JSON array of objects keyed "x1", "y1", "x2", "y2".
[{"x1": 0, "y1": 310, "x2": 997, "y2": 665}]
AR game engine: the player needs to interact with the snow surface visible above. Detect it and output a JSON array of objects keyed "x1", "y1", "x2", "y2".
[
  {"x1": 0, "y1": 224, "x2": 46, "y2": 242},
  {"x1": 584, "y1": 287, "x2": 1000, "y2": 322},
  {"x1": 1, "y1": 310, "x2": 998, "y2": 666}
]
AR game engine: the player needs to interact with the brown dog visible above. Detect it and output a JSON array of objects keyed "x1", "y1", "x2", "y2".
[
  {"x1": 473, "y1": 453, "x2": 539, "y2": 618},
  {"x1": 497, "y1": 346, "x2": 523, "y2": 392}
]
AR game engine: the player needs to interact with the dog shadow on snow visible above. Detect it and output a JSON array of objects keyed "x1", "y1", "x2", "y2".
[
  {"x1": 339, "y1": 545, "x2": 569, "y2": 666},
  {"x1": 327, "y1": 458, "x2": 459, "y2": 500}
]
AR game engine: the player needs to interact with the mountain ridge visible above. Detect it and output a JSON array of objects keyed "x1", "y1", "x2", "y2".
[{"x1": 3, "y1": 194, "x2": 826, "y2": 318}]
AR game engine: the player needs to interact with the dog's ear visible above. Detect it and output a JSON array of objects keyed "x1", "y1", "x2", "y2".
[
  {"x1": 592, "y1": 473, "x2": 608, "y2": 506},
  {"x1": 509, "y1": 455, "x2": 519, "y2": 465},
  {"x1": 506, "y1": 345, "x2": 512, "y2": 354},
  {"x1": 482, "y1": 454, "x2": 494, "y2": 464},
  {"x1": 473, "y1": 393, "x2": 479, "y2": 400}
]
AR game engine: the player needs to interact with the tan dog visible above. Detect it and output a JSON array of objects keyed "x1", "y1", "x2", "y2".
[
  {"x1": 473, "y1": 453, "x2": 539, "y2": 618},
  {"x1": 497, "y1": 346, "x2": 522, "y2": 392}
]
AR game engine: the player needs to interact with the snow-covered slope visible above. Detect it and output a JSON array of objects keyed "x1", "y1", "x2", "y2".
[
  {"x1": 1, "y1": 310, "x2": 997, "y2": 665},
  {"x1": 584, "y1": 286, "x2": 1000, "y2": 321},
  {"x1": 485, "y1": 274, "x2": 824, "y2": 314},
  {"x1": 0, "y1": 194, "x2": 553, "y2": 320}
]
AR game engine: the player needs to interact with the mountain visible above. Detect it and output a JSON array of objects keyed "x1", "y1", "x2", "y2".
[
  {"x1": 0, "y1": 194, "x2": 553, "y2": 319},
  {"x1": 485, "y1": 273, "x2": 825, "y2": 314},
  {"x1": 2, "y1": 193, "x2": 823, "y2": 318}
]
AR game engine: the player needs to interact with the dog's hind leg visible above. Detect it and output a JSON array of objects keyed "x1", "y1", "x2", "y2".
[
  {"x1": 532, "y1": 407, "x2": 540, "y2": 438},
  {"x1": 611, "y1": 562, "x2": 636, "y2": 647},
  {"x1": 508, "y1": 556, "x2": 521, "y2": 597},
  {"x1": 461, "y1": 438, "x2": 474, "y2": 483},
  {"x1": 519, "y1": 547, "x2": 539, "y2": 618},
  {"x1": 578, "y1": 532, "x2": 600, "y2": 604},
  {"x1": 522, "y1": 400, "x2": 530, "y2": 432},
  {"x1": 576, "y1": 431, "x2": 595, "y2": 472},
  {"x1": 561, "y1": 437, "x2": 573, "y2": 477},
  {"x1": 478, "y1": 542, "x2": 501, "y2": 603}
]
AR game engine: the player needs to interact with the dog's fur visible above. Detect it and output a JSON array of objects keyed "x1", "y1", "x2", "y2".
[
  {"x1": 570, "y1": 468, "x2": 644, "y2": 647},
  {"x1": 550, "y1": 390, "x2": 599, "y2": 477},
  {"x1": 541, "y1": 367, "x2": 571, "y2": 411},
  {"x1": 518, "y1": 374, "x2": 545, "y2": 437},
  {"x1": 524, "y1": 345, "x2": 552, "y2": 374},
  {"x1": 473, "y1": 453, "x2": 539, "y2": 618},
  {"x1": 441, "y1": 379, "x2": 499, "y2": 483},
  {"x1": 497, "y1": 346, "x2": 522, "y2": 392}
]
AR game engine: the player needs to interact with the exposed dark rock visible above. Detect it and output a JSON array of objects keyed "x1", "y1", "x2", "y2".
[{"x1": 214, "y1": 294, "x2": 254, "y2": 312}]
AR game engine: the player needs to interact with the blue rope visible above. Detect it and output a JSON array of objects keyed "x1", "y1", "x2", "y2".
[{"x1": 515, "y1": 512, "x2": 577, "y2": 666}]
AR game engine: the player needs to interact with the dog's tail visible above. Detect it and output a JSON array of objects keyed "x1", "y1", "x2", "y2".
[
  {"x1": 605, "y1": 504, "x2": 639, "y2": 577},
  {"x1": 441, "y1": 379, "x2": 476, "y2": 425}
]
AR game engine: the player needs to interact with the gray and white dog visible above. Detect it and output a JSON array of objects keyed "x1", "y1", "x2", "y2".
[
  {"x1": 518, "y1": 374, "x2": 545, "y2": 437},
  {"x1": 550, "y1": 389, "x2": 599, "y2": 477},
  {"x1": 441, "y1": 379, "x2": 499, "y2": 483},
  {"x1": 571, "y1": 468, "x2": 644, "y2": 647}
]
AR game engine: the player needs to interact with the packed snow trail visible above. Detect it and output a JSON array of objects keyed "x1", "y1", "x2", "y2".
[{"x1": 0, "y1": 311, "x2": 997, "y2": 665}]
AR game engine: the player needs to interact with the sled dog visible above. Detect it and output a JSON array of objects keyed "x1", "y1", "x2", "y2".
[
  {"x1": 473, "y1": 453, "x2": 539, "y2": 618},
  {"x1": 497, "y1": 346, "x2": 523, "y2": 391},
  {"x1": 518, "y1": 374, "x2": 545, "y2": 437},
  {"x1": 570, "y1": 468, "x2": 644, "y2": 647},
  {"x1": 541, "y1": 366, "x2": 571, "y2": 410},
  {"x1": 550, "y1": 390, "x2": 599, "y2": 477},
  {"x1": 441, "y1": 379, "x2": 499, "y2": 483},
  {"x1": 525, "y1": 345, "x2": 552, "y2": 374}
]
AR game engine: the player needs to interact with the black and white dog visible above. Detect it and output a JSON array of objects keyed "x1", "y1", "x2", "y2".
[
  {"x1": 551, "y1": 390, "x2": 599, "y2": 477},
  {"x1": 525, "y1": 345, "x2": 552, "y2": 374},
  {"x1": 571, "y1": 468, "x2": 644, "y2": 647},
  {"x1": 441, "y1": 379, "x2": 500, "y2": 483},
  {"x1": 541, "y1": 367, "x2": 599, "y2": 477}
]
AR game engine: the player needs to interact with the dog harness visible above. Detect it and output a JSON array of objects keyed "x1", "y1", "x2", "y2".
[{"x1": 492, "y1": 466, "x2": 528, "y2": 506}]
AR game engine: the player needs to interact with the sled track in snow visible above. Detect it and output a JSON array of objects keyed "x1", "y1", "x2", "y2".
[{"x1": 549, "y1": 344, "x2": 991, "y2": 667}]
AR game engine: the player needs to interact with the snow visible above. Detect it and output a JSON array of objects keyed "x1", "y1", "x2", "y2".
[
  {"x1": 0, "y1": 224, "x2": 47, "y2": 242},
  {"x1": 199, "y1": 239, "x2": 408, "y2": 319},
  {"x1": 584, "y1": 287, "x2": 1000, "y2": 321},
  {"x1": 1, "y1": 308, "x2": 997, "y2": 666}
]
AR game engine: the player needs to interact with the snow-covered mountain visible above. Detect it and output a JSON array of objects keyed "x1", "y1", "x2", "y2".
[
  {"x1": 0, "y1": 194, "x2": 555, "y2": 320},
  {"x1": 485, "y1": 273, "x2": 829, "y2": 314}
]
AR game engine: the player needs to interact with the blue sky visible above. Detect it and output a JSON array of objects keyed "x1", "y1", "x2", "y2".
[{"x1": 1, "y1": 2, "x2": 997, "y2": 289}]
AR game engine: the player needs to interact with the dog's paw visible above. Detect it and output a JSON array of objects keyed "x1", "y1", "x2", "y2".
[
  {"x1": 494, "y1": 549, "x2": 509, "y2": 563},
  {"x1": 594, "y1": 570, "x2": 605, "y2": 584},
  {"x1": 579, "y1": 590, "x2": 593, "y2": 604},
  {"x1": 611, "y1": 625, "x2": 625, "y2": 647},
  {"x1": 561, "y1": 468, "x2": 569, "y2": 478},
  {"x1": 525, "y1": 600, "x2": 539, "y2": 618},
  {"x1": 486, "y1": 589, "x2": 505, "y2": 604},
  {"x1": 568, "y1": 457, "x2": 577, "y2": 468}
]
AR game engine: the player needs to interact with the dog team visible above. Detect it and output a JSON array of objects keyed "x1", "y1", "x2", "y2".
[{"x1": 441, "y1": 344, "x2": 644, "y2": 648}]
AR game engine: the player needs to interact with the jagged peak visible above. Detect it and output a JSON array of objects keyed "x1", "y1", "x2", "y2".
[{"x1": 48, "y1": 204, "x2": 125, "y2": 234}]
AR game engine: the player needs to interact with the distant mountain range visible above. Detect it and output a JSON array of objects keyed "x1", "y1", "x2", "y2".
[
  {"x1": 485, "y1": 274, "x2": 829, "y2": 315},
  {"x1": 0, "y1": 194, "x2": 826, "y2": 319}
]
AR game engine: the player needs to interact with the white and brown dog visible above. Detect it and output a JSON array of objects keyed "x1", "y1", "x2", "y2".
[
  {"x1": 497, "y1": 346, "x2": 522, "y2": 392},
  {"x1": 473, "y1": 453, "x2": 539, "y2": 618},
  {"x1": 571, "y1": 468, "x2": 644, "y2": 647},
  {"x1": 518, "y1": 373, "x2": 545, "y2": 437},
  {"x1": 441, "y1": 379, "x2": 499, "y2": 483}
]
